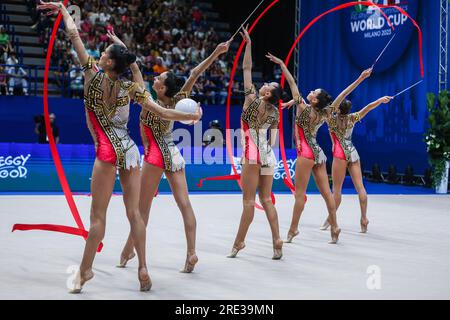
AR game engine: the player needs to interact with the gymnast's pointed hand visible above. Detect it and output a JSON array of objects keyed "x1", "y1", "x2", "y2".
[
  {"x1": 281, "y1": 99, "x2": 296, "y2": 109},
  {"x1": 37, "y1": 0, "x2": 64, "y2": 15},
  {"x1": 265, "y1": 52, "x2": 285, "y2": 66},
  {"x1": 107, "y1": 28, "x2": 127, "y2": 48},
  {"x1": 360, "y1": 67, "x2": 373, "y2": 80},
  {"x1": 239, "y1": 24, "x2": 251, "y2": 44},
  {"x1": 379, "y1": 96, "x2": 392, "y2": 104}
]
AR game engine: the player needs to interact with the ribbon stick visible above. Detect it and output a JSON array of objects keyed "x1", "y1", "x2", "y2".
[
  {"x1": 230, "y1": 0, "x2": 266, "y2": 40},
  {"x1": 371, "y1": 33, "x2": 396, "y2": 69},
  {"x1": 392, "y1": 80, "x2": 423, "y2": 98}
]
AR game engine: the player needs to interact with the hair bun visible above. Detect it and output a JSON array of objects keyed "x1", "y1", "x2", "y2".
[
  {"x1": 126, "y1": 52, "x2": 136, "y2": 64},
  {"x1": 175, "y1": 76, "x2": 185, "y2": 87},
  {"x1": 281, "y1": 91, "x2": 290, "y2": 101}
]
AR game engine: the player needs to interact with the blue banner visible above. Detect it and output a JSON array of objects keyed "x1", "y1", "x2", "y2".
[{"x1": 0, "y1": 143, "x2": 320, "y2": 193}]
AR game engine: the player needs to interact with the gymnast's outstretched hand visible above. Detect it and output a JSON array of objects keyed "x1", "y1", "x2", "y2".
[
  {"x1": 239, "y1": 24, "x2": 251, "y2": 44},
  {"x1": 37, "y1": 0, "x2": 64, "y2": 15},
  {"x1": 360, "y1": 67, "x2": 373, "y2": 80},
  {"x1": 378, "y1": 96, "x2": 393, "y2": 104},
  {"x1": 265, "y1": 52, "x2": 285, "y2": 66},
  {"x1": 107, "y1": 29, "x2": 127, "y2": 48},
  {"x1": 215, "y1": 38, "x2": 233, "y2": 55},
  {"x1": 281, "y1": 99, "x2": 296, "y2": 109}
]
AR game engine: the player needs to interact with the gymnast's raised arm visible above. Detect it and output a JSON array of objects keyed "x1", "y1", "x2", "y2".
[
  {"x1": 181, "y1": 39, "x2": 232, "y2": 94},
  {"x1": 37, "y1": 1, "x2": 90, "y2": 69},
  {"x1": 330, "y1": 68, "x2": 372, "y2": 112}
]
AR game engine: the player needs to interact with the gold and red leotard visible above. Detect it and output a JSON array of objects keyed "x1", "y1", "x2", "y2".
[
  {"x1": 83, "y1": 56, "x2": 140, "y2": 170},
  {"x1": 327, "y1": 111, "x2": 361, "y2": 162},
  {"x1": 139, "y1": 91, "x2": 189, "y2": 172},
  {"x1": 294, "y1": 97, "x2": 329, "y2": 165},
  {"x1": 240, "y1": 86, "x2": 279, "y2": 168}
]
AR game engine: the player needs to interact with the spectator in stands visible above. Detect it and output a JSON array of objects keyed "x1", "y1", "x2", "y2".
[
  {"x1": 202, "y1": 119, "x2": 224, "y2": 146},
  {"x1": 69, "y1": 61, "x2": 84, "y2": 99},
  {"x1": 86, "y1": 41, "x2": 100, "y2": 59},
  {"x1": 0, "y1": 25, "x2": 12, "y2": 64},
  {"x1": 152, "y1": 57, "x2": 168, "y2": 74},
  {"x1": 0, "y1": 41, "x2": 12, "y2": 65},
  {"x1": 6, "y1": 52, "x2": 29, "y2": 96},
  {"x1": 0, "y1": 25, "x2": 10, "y2": 47},
  {"x1": 0, "y1": 66, "x2": 8, "y2": 95},
  {"x1": 35, "y1": 0, "x2": 233, "y2": 98},
  {"x1": 34, "y1": 113, "x2": 60, "y2": 144}
]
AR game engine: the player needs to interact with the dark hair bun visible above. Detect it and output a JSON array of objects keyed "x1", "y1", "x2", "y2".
[
  {"x1": 126, "y1": 53, "x2": 136, "y2": 64},
  {"x1": 281, "y1": 91, "x2": 290, "y2": 101},
  {"x1": 175, "y1": 76, "x2": 185, "y2": 87},
  {"x1": 109, "y1": 44, "x2": 136, "y2": 74},
  {"x1": 268, "y1": 85, "x2": 289, "y2": 105},
  {"x1": 164, "y1": 71, "x2": 186, "y2": 98},
  {"x1": 316, "y1": 89, "x2": 333, "y2": 110}
]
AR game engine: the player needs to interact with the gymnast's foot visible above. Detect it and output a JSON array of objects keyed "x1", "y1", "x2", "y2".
[
  {"x1": 69, "y1": 268, "x2": 94, "y2": 294},
  {"x1": 117, "y1": 251, "x2": 136, "y2": 268},
  {"x1": 227, "y1": 242, "x2": 245, "y2": 258},
  {"x1": 329, "y1": 226, "x2": 341, "y2": 244},
  {"x1": 180, "y1": 252, "x2": 199, "y2": 273},
  {"x1": 360, "y1": 218, "x2": 369, "y2": 233},
  {"x1": 285, "y1": 229, "x2": 299, "y2": 243},
  {"x1": 272, "y1": 239, "x2": 283, "y2": 260},
  {"x1": 138, "y1": 267, "x2": 152, "y2": 292},
  {"x1": 319, "y1": 218, "x2": 330, "y2": 231}
]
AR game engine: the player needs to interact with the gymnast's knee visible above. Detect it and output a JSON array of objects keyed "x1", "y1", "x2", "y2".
[
  {"x1": 258, "y1": 195, "x2": 273, "y2": 209},
  {"x1": 126, "y1": 209, "x2": 142, "y2": 223},
  {"x1": 89, "y1": 217, "x2": 106, "y2": 242},
  {"x1": 358, "y1": 188, "x2": 368, "y2": 202},
  {"x1": 243, "y1": 199, "x2": 256, "y2": 209}
]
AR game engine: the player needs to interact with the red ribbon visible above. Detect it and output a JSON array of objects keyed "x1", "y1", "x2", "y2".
[
  {"x1": 12, "y1": 224, "x2": 89, "y2": 238},
  {"x1": 12, "y1": 0, "x2": 103, "y2": 252},
  {"x1": 278, "y1": 1, "x2": 424, "y2": 192}
]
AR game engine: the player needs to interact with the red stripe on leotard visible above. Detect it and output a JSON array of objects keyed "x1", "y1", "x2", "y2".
[
  {"x1": 142, "y1": 125, "x2": 165, "y2": 169},
  {"x1": 296, "y1": 125, "x2": 315, "y2": 161},
  {"x1": 241, "y1": 120, "x2": 261, "y2": 165},
  {"x1": 331, "y1": 132, "x2": 346, "y2": 161},
  {"x1": 87, "y1": 110, "x2": 116, "y2": 165}
]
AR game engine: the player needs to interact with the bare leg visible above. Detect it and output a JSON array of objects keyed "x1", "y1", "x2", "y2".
[
  {"x1": 312, "y1": 163, "x2": 340, "y2": 243},
  {"x1": 118, "y1": 162, "x2": 163, "y2": 267},
  {"x1": 348, "y1": 160, "x2": 369, "y2": 233},
  {"x1": 72, "y1": 159, "x2": 116, "y2": 293},
  {"x1": 258, "y1": 170, "x2": 283, "y2": 259},
  {"x1": 321, "y1": 158, "x2": 347, "y2": 230},
  {"x1": 228, "y1": 164, "x2": 260, "y2": 258},
  {"x1": 286, "y1": 157, "x2": 314, "y2": 243},
  {"x1": 119, "y1": 166, "x2": 151, "y2": 291},
  {"x1": 166, "y1": 169, "x2": 198, "y2": 272}
]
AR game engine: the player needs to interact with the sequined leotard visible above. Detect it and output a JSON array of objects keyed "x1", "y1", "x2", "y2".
[
  {"x1": 240, "y1": 86, "x2": 279, "y2": 168},
  {"x1": 327, "y1": 111, "x2": 361, "y2": 162},
  {"x1": 294, "y1": 97, "x2": 329, "y2": 165},
  {"x1": 140, "y1": 91, "x2": 189, "y2": 172},
  {"x1": 83, "y1": 56, "x2": 140, "y2": 170}
]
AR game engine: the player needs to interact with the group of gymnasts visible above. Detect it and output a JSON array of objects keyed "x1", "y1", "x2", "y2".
[{"x1": 36, "y1": 1, "x2": 392, "y2": 293}]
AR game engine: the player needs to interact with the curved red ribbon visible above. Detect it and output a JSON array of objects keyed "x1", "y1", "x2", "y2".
[
  {"x1": 278, "y1": 1, "x2": 424, "y2": 192},
  {"x1": 12, "y1": 0, "x2": 103, "y2": 252}
]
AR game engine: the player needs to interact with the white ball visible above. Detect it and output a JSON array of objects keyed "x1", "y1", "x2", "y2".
[{"x1": 175, "y1": 98, "x2": 198, "y2": 124}]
